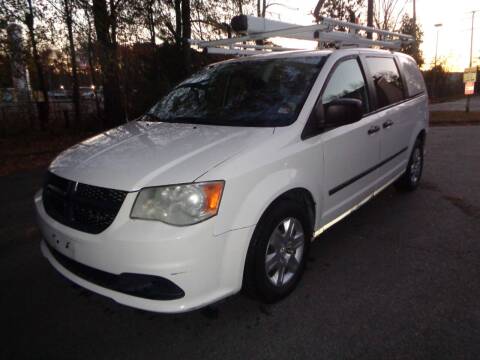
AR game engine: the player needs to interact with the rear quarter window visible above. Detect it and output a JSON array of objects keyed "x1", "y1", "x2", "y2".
[
  {"x1": 397, "y1": 55, "x2": 426, "y2": 97},
  {"x1": 365, "y1": 57, "x2": 405, "y2": 108}
]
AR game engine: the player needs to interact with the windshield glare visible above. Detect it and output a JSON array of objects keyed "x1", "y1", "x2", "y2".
[{"x1": 147, "y1": 56, "x2": 326, "y2": 127}]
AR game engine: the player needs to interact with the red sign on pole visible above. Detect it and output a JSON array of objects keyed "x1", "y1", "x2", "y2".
[{"x1": 465, "y1": 81, "x2": 475, "y2": 95}]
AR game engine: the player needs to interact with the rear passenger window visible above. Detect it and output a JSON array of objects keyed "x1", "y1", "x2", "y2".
[
  {"x1": 397, "y1": 55, "x2": 426, "y2": 97},
  {"x1": 366, "y1": 57, "x2": 404, "y2": 108},
  {"x1": 322, "y1": 58, "x2": 369, "y2": 114}
]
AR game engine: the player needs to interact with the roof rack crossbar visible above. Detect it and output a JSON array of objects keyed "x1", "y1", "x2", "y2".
[
  {"x1": 190, "y1": 23, "x2": 330, "y2": 48},
  {"x1": 319, "y1": 16, "x2": 413, "y2": 41},
  {"x1": 190, "y1": 15, "x2": 414, "y2": 56}
]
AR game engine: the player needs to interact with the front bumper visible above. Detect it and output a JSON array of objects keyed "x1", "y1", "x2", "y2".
[{"x1": 35, "y1": 190, "x2": 255, "y2": 313}]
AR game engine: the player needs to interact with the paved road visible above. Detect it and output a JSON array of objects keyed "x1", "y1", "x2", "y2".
[
  {"x1": 2, "y1": 127, "x2": 480, "y2": 359},
  {"x1": 430, "y1": 95, "x2": 480, "y2": 111}
]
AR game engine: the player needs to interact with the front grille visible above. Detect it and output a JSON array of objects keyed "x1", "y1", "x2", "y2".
[{"x1": 42, "y1": 172, "x2": 128, "y2": 234}]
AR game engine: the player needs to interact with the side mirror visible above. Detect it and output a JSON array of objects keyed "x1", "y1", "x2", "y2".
[{"x1": 323, "y1": 98, "x2": 363, "y2": 127}]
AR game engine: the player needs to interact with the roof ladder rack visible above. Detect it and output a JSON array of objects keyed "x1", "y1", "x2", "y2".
[{"x1": 190, "y1": 15, "x2": 414, "y2": 56}]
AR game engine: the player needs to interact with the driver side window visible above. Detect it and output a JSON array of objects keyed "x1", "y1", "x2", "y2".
[{"x1": 322, "y1": 58, "x2": 369, "y2": 116}]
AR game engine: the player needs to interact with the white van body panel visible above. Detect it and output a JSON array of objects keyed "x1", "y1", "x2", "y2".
[
  {"x1": 36, "y1": 48, "x2": 428, "y2": 313},
  {"x1": 49, "y1": 121, "x2": 274, "y2": 191}
]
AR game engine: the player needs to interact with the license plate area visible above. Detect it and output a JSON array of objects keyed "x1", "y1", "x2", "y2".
[{"x1": 45, "y1": 231, "x2": 75, "y2": 259}]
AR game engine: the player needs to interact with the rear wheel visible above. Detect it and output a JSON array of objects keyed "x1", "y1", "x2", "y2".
[
  {"x1": 243, "y1": 199, "x2": 312, "y2": 303},
  {"x1": 396, "y1": 137, "x2": 424, "y2": 191}
]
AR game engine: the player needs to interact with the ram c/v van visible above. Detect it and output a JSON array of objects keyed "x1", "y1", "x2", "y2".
[{"x1": 35, "y1": 48, "x2": 428, "y2": 313}]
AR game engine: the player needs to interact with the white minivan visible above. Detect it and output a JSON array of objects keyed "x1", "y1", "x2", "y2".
[{"x1": 35, "y1": 48, "x2": 428, "y2": 313}]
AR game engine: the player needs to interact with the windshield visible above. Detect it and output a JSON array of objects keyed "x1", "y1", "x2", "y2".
[{"x1": 146, "y1": 56, "x2": 326, "y2": 127}]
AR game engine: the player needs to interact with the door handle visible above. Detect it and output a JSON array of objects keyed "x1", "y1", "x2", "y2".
[
  {"x1": 383, "y1": 120, "x2": 394, "y2": 129},
  {"x1": 368, "y1": 125, "x2": 380, "y2": 135}
]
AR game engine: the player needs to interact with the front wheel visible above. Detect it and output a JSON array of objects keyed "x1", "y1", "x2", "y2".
[
  {"x1": 243, "y1": 199, "x2": 312, "y2": 303},
  {"x1": 396, "y1": 138, "x2": 424, "y2": 191}
]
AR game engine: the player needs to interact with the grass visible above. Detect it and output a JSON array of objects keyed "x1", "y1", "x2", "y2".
[
  {"x1": 430, "y1": 111, "x2": 480, "y2": 126},
  {"x1": 0, "y1": 131, "x2": 96, "y2": 176},
  {"x1": 429, "y1": 94, "x2": 467, "y2": 104}
]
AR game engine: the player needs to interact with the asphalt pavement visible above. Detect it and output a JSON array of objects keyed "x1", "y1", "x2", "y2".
[{"x1": 1, "y1": 126, "x2": 480, "y2": 359}]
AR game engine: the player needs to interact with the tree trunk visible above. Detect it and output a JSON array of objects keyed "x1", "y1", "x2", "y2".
[
  {"x1": 147, "y1": 0, "x2": 156, "y2": 45},
  {"x1": 26, "y1": 0, "x2": 49, "y2": 130},
  {"x1": 64, "y1": 0, "x2": 81, "y2": 126},
  {"x1": 367, "y1": 0, "x2": 374, "y2": 39},
  {"x1": 92, "y1": 0, "x2": 125, "y2": 128},
  {"x1": 174, "y1": 0, "x2": 182, "y2": 47},
  {"x1": 85, "y1": 8, "x2": 101, "y2": 120},
  {"x1": 109, "y1": 0, "x2": 117, "y2": 47},
  {"x1": 313, "y1": 0, "x2": 326, "y2": 22},
  {"x1": 181, "y1": 0, "x2": 191, "y2": 75}
]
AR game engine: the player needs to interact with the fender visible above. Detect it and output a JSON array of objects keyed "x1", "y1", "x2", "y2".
[
  {"x1": 211, "y1": 166, "x2": 320, "y2": 292},
  {"x1": 199, "y1": 142, "x2": 323, "y2": 235},
  {"x1": 235, "y1": 168, "x2": 297, "y2": 221}
]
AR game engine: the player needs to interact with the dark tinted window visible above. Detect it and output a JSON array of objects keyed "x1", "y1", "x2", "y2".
[
  {"x1": 397, "y1": 55, "x2": 426, "y2": 97},
  {"x1": 322, "y1": 58, "x2": 369, "y2": 115},
  {"x1": 147, "y1": 56, "x2": 326, "y2": 127},
  {"x1": 366, "y1": 57, "x2": 405, "y2": 108}
]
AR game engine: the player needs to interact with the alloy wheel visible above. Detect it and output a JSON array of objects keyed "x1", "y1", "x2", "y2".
[{"x1": 264, "y1": 217, "x2": 305, "y2": 287}]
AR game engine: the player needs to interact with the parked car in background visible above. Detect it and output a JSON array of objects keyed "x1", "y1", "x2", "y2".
[
  {"x1": 48, "y1": 89, "x2": 71, "y2": 101},
  {"x1": 35, "y1": 48, "x2": 428, "y2": 313},
  {"x1": 79, "y1": 86, "x2": 96, "y2": 99}
]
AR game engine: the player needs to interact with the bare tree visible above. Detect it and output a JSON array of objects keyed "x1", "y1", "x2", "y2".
[
  {"x1": 79, "y1": 2, "x2": 101, "y2": 117},
  {"x1": 145, "y1": 0, "x2": 156, "y2": 44},
  {"x1": 367, "y1": 0, "x2": 373, "y2": 38},
  {"x1": 174, "y1": 0, "x2": 182, "y2": 45},
  {"x1": 257, "y1": 0, "x2": 266, "y2": 17},
  {"x1": 374, "y1": 0, "x2": 408, "y2": 31},
  {"x1": 181, "y1": 0, "x2": 191, "y2": 73},
  {"x1": 26, "y1": 0, "x2": 51, "y2": 129},
  {"x1": 313, "y1": 0, "x2": 364, "y2": 23},
  {"x1": 61, "y1": 0, "x2": 81, "y2": 125},
  {"x1": 92, "y1": 0, "x2": 125, "y2": 127}
]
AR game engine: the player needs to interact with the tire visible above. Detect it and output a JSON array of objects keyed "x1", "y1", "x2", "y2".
[
  {"x1": 243, "y1": 198, "x2": 312, "y2": 303},
  {"x1": 395, "y1": 137, "x2": 424, "y2": 191}
]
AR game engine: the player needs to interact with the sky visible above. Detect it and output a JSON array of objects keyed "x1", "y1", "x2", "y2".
[{"x1": 264, "y1": 0, "x2": 479, "y2": 72}]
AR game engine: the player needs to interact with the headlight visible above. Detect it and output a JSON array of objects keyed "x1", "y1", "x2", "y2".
[{"x1": 131, "y1": 181, "x2": 224, "y2": 225}]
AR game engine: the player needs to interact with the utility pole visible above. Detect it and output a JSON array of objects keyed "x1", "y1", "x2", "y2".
[
  {"x1": 367, "y1": 0, "x2": 374, "y2": 39},
  {"x1": 466, "y1": 10, "x2": 477, "y2": 113},
  {"x1": 433, "y1": 23, "x2": 442, "y2": 98},
  {"x1": 434, "y1": 23, "x2": 442, "y2": 68},
  {"x1": 413, "y1": 0, "x2": 416, "y2": 24},
  {"x1": 413, "y1": 0, "x2": 416, "y2": 34}
]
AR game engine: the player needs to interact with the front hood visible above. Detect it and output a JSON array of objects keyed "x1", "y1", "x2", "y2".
[{"x1": 49, "y1": 121, "x2": 273, "y2": 191}]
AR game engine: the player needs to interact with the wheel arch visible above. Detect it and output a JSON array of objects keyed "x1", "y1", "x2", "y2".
[
  {"x1": 408, "y1": 125, "x2": 427, "y2": 154},
  {"x1": 258, "y1": 188, "x2": 316, "y2": 232},
  {"x1": 241, "y1": 186, "x2": 316, "y2": 295},
  {"x1": 417, "y1": 128, "x2": 427, "y2": 145}
]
